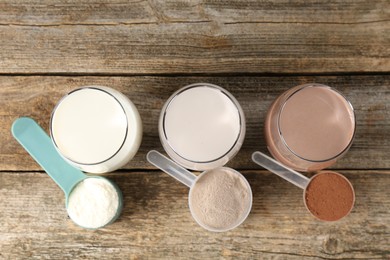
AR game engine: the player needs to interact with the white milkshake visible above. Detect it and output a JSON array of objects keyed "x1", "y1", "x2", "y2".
[{"x1": 51, "y1": 86, "x2": 142, "y2": 173}]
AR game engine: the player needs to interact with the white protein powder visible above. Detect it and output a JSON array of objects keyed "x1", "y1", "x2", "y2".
[{"x1": 67, "y1": 178, "x2": 120, "y2": 229}]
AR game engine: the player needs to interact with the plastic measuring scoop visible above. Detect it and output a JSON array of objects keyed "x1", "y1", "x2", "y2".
[
  {"x1": 147, "y1": 150, "x2": 252, "y2": 232},
  {"x1": 252, "y1": 151, "x2": 355, "y2": 221},
  {"x1": 12, "y1": 117, "x2": 123, "y2": 229}
]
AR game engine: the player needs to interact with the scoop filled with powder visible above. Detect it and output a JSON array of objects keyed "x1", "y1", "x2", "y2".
[
  {"x1": 189, "y1": 168, "x2": 252, "y2": 231},
  {"x1": 252, "y1": 151, "x2": 355, "y2": 221},
  {"x1": 11, "y1": 117, "x2": 123, "y2": 230},
  {"x1": 147, "y1": 150, "x2": 252, "y2": 232}
]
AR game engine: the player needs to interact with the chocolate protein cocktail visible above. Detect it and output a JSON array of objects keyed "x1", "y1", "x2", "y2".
[{"x1": 265, "y1": 83, "x2": 355, "y2": 171}]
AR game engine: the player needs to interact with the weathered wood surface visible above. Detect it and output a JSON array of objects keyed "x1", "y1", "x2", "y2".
[
  {"x1": 1, "y1": 1, "x2": 389, "y2": 259},
  {"x1": 0, "y1": 1, "x2": 388, "y2": 74},
  {"x1": 1, "y1": 170, "x2": 389, "y2": 259},
  {"x1": 1, "y1": 0, "x2": 388, "y2": 25},
  {"x1": 0, "y1": 75, "x2": 389, "y2": 171}
]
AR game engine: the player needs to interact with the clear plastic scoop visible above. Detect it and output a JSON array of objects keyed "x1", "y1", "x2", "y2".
[
  {"x1": 252, "y1": 151, "x2": 310, "y2": 189},
  {"x1": 147, "y1": 150, "x2": 197, "y2": 188},
  {"x1": 252, "y1": 151, "x2": 355, "y2": 221},
  {"x1": 147, "y1": 150, "x2": 252, "y2": 232},
  {"x1": 12, "y1": 117, "x2": 123, "y2": 229}
]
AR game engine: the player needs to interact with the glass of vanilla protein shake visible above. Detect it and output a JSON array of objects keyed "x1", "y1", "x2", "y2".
[{"x1": 159, "y1": 83, "x2": 246, "y2": 171}]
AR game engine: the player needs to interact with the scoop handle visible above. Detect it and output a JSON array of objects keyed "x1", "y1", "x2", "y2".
[
  {"x1": 12, "y1": 117, "x2": 86, "y2": 196},
  {"x1": 252, "y1": 151, "x2": 309, "y2": 190},
  {"x1": 147, "y1": 150, "x2": 196, "y2": 188}
]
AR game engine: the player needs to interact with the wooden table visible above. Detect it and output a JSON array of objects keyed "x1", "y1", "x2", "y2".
[{"x1": 1, "y1": 1, "x2": 389, "y2": 259}]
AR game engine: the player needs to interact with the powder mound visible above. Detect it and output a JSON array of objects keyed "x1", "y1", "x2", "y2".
[
  {"x1": 67, "y1": 178, "x2": 120, "y2": 229},
  {"x1": 305, "y1": 172, "x2": 354, "y2": 221},
  {"x1": 189, "y1": 168, "x2": 251, "y2": 230}
]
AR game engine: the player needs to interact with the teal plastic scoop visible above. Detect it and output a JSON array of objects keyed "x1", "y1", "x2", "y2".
[{"x1": 12, "y1": 117, "x2": 123, "y2": 229}]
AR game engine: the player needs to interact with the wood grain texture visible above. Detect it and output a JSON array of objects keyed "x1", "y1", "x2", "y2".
[
  {"x1": 0, "y1": 170, "x2": 389, "y2": 259},
  {"x1": 0, "y1": 2, "x2": 389, "y2": 259},
  {"x1": 1, "y1": 75, "x2": 389, "y2": 171},
  {"x1": 1, "y1": 0, "x2": 388, "y2": 25},
  {"x1": 0, "y1": 1, "x2": 388, "y2": 74}
]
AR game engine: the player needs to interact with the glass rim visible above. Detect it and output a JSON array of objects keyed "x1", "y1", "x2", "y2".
[
  {"x1": 50, "y1": 86, "x2": 129, "y2": 166},
  {"x1": 276, "y1": 83, "x2": 356, "y2": 163}
]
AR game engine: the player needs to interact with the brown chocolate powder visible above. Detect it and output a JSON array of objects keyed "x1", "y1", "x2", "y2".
[{"x1": 305, "y1": 171, "x2": 354, "y2": 221}]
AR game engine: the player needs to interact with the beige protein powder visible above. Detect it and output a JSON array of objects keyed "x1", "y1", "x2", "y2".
[{"x1": 189, "y1": 168, "x2": 252, "y2": 231}]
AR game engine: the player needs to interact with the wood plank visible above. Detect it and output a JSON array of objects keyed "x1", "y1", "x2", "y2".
[
  {"x1": 0, "y1": 0, "x2": 157, "y2": 25},
  {"x1": 0, "y1": 170, "x2": 389, "y2": 259},
  {"x1": 0, "y1": 0, "x2": 388, "y2": 25},
  {"x1": 0, "y1": 23, "x2": 387, "y2": 74},
  {"x1": 0, "y1": 0, "x2": 388, "y2": 74},
  {"x1": 151, "y1": 0, "x2": 390, "y2": 24},
  {"x1": 0, "y1": 75, "x2": 389, "y2": 171}
]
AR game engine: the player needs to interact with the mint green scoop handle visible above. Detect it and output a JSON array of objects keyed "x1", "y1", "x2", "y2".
[{"x1": 12, "y1": 117, "x2": 86, "y2": 197}]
